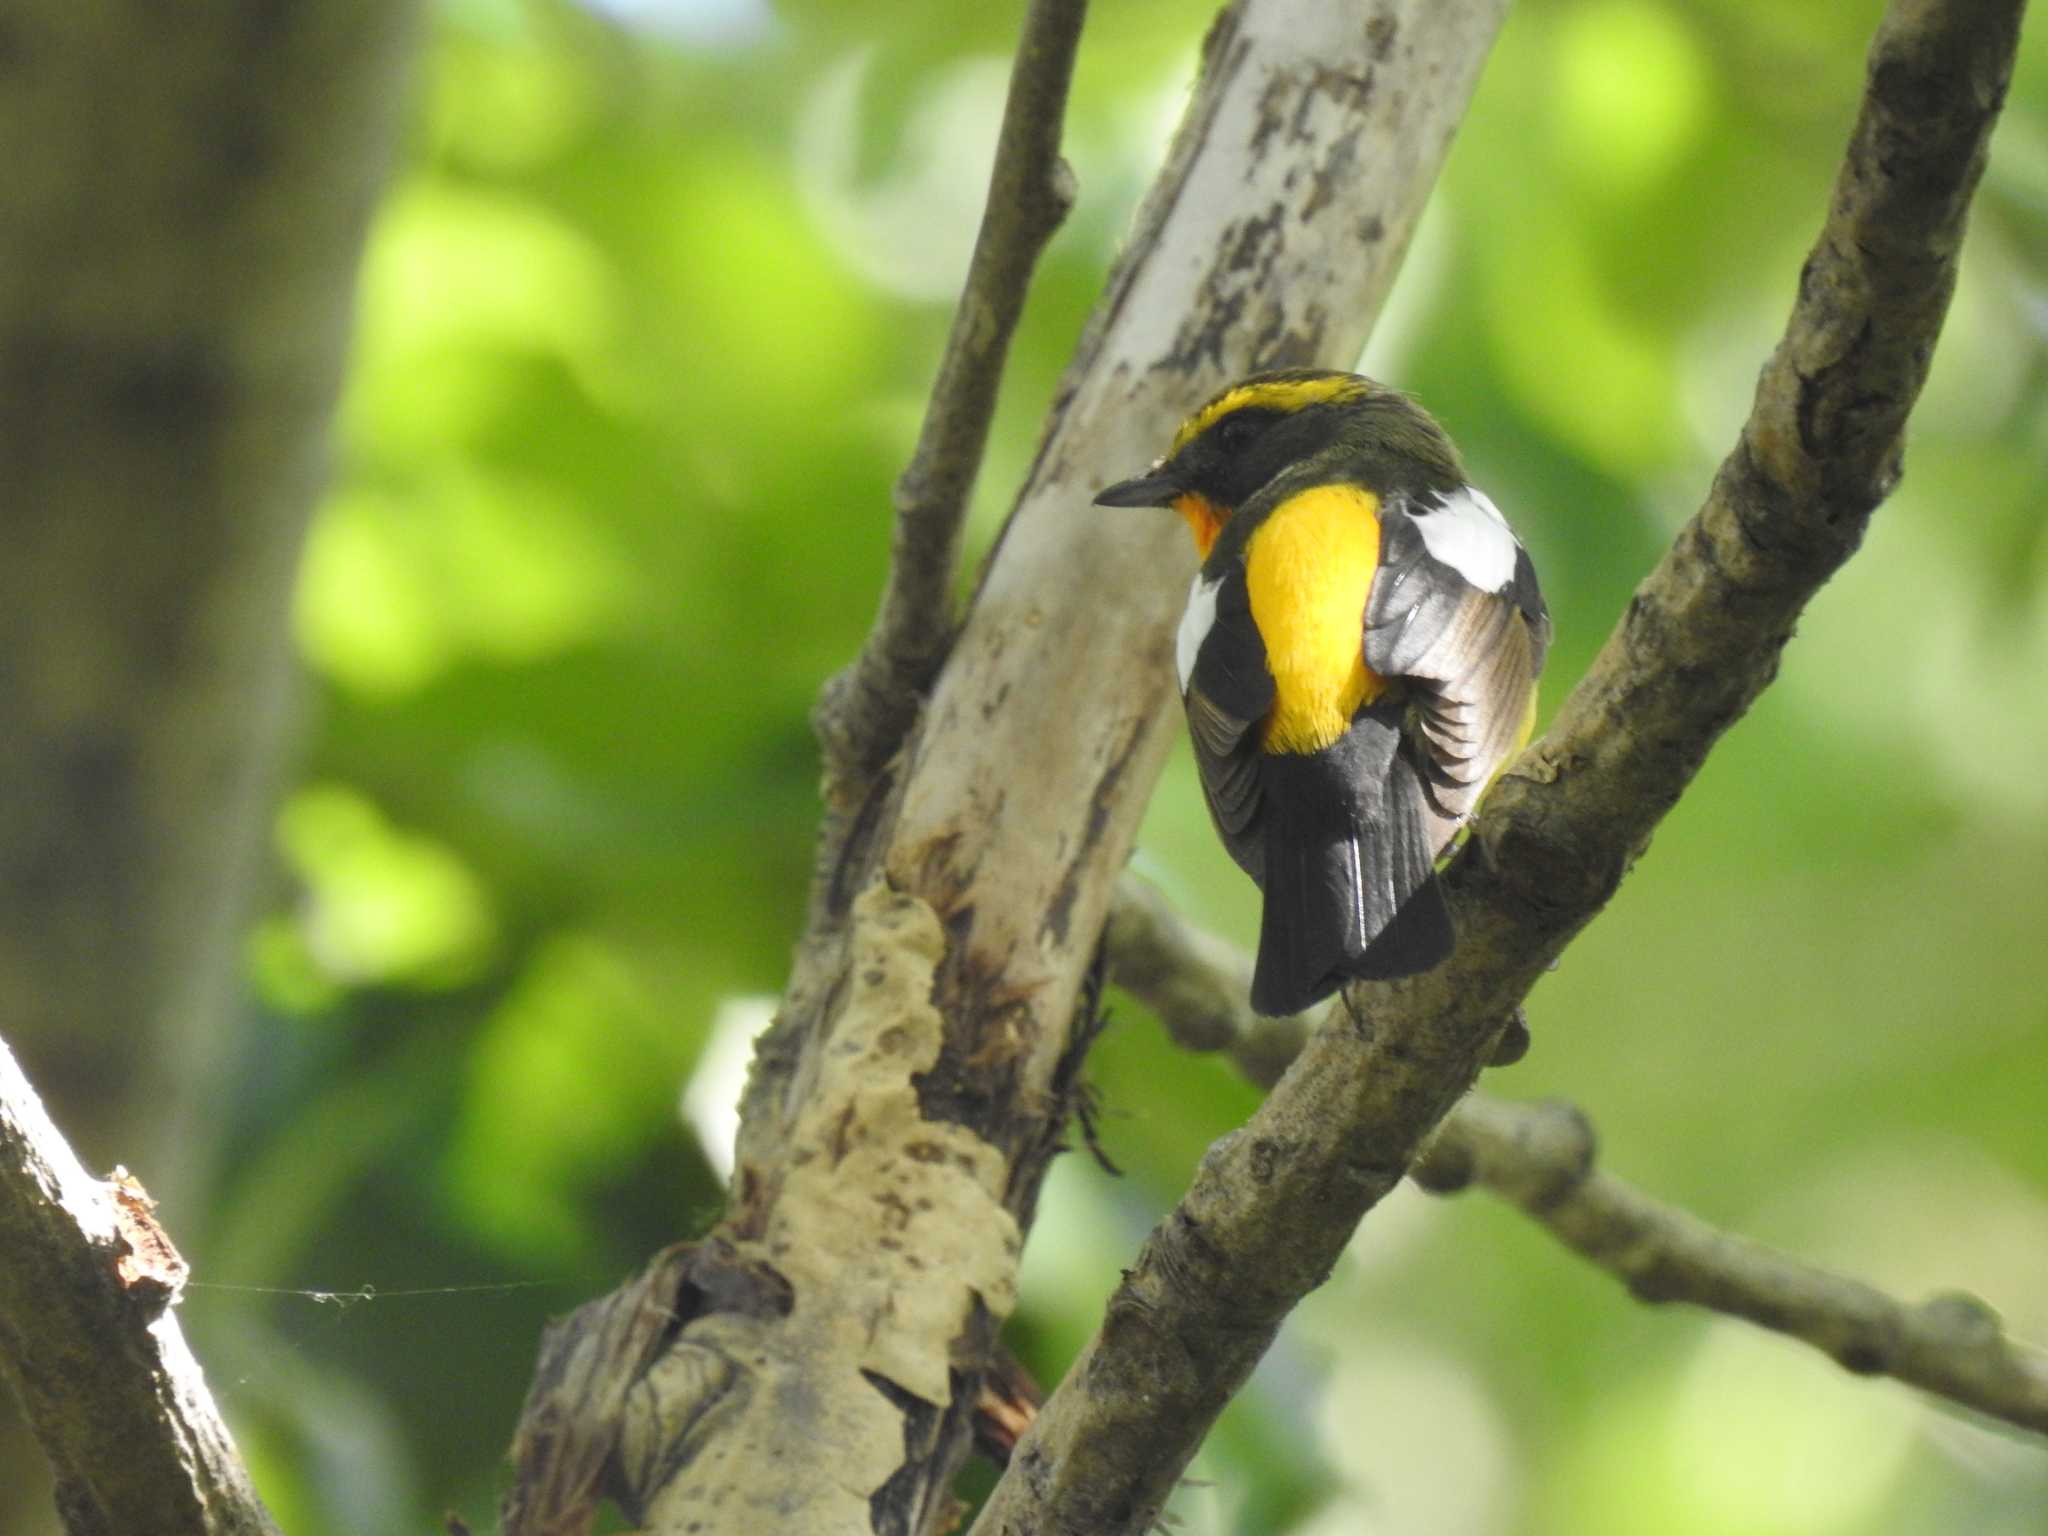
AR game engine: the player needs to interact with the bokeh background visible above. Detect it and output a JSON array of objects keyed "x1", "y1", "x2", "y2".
[{"x1": 8, "y1": 0, "x2": 2048, "y2": 1532}]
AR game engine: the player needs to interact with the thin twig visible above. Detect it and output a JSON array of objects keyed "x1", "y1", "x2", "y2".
[
  {"x1": 1416, "y1": 1099, "x2": 2048, "y2": 1437},
  {"x1": 633, "y1": 2, "x2": 1523, "y2": 1528},
  {"x1": 748, "y1": 0, "x2": 1090, "y2": 1189},
  {"x1": 1106, "y1": 874, "x2": 2048, "y2": 1440},
  {"x1": 0, "y1": 1035, "x2": 279, "y2": 1535},
  {"x1": 812, "y1": 0, "x2": 1087, "y2": 805},
  {"x1": 974, "y1": 3, "x2": 2029, "y2": 1530}
]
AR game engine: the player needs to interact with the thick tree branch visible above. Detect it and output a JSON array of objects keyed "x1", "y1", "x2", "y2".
[
  {"x1": 1107, "y1": 874, "x2": 2048, "y2": 1441},
  {"x1": 0, "y1": 1036, "x2": 277, "y2": 1535},
  {"x1": 518, "y1": 6, "x2": 1515, "y2": 1534},
  {"x1": 972, "y1": 3, "x2": 2028, "y2": 1530},
  {"x1": 811, "y1": 0, "x2": 1087, "y2": 799}
]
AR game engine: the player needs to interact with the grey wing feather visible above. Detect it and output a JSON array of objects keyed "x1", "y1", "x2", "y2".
[
  {"x1": 1365, "y1": 495, "x2": 1547, "y2": 825},
  {"x1": 1187, "y1": 690, "x2": 1260, "y2": 838},
  {"x1": 1510, "y1": 542, "x2": 1553, "y2": 674}
]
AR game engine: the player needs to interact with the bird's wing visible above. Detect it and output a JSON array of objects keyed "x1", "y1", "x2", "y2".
[
  {"x1": 1178, "y1": 563, "x2": 1275, "y2": 881},
  {"x1": 1364, "y1": 486, "x2": 1551, "y2": 824}
]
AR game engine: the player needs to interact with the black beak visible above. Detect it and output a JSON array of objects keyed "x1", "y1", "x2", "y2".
[{"x1": 1093, "y1": 471, "x2": 1181, "y2": 508}]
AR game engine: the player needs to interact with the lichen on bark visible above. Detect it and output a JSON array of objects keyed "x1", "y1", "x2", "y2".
[{"x1": 629, "y1": 882, "x2": 1020, "y2": 1529}]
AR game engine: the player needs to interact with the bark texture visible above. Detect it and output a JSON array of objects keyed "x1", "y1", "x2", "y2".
[
  {"x1": 0, "y1": 1039, "x2": 277, "y2": 1536},
  {"x1": 971, "y1": 2, "x2": 2027, "y2": 1530},
  {"x1": 813, "y1": 0, "x2": 1088, "y2": 802},
  {"x1": 503, "y1": 4, "x2": 1512, "y2": 1533}
]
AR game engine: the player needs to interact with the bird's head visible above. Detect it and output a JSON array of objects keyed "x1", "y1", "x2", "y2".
[{"x1": 1095, "y1": 369, "x2": 1464, "y2": 558}]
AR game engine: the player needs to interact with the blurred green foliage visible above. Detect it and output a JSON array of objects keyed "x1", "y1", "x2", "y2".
[{"x1": 110, "y1": 0, "x2": 2048, "y2": 1530}]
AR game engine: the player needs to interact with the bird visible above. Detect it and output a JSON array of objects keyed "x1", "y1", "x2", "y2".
[{"x1": 1096, "y1": 369, "x2": 1550, "y2": 1016}]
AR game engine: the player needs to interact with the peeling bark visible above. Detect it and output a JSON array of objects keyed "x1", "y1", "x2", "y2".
[
  {"x1": 510, "y1": 4, "x2": 1512, "y2": 1532},
  {"x1": 0, "y1": 1040, "x2": 278, "y2": 1536},
  {"x1": 507, "y1": 887, "x2": 1023, "y2": 1534},
  {"x1": 969, "y1": 2, "x2": 2028, "y2": 1529}
]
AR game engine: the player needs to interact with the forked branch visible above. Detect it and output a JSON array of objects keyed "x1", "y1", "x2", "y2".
[
  {"x1": 812, "y1": 0, "x2": 1089, "y2": 808},
  {"x1": 1109, "y1": 874, "x2": 2048, "y2": 1441},
  {"x1": 972, "y1": 1, "x2": 2029, "y2": 1530},
  {"x1": 533, "y1": 6, "x2": 1522, "y2": 1533}
]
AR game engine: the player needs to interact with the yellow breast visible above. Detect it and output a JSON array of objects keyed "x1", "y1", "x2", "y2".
[{"x1": 1243, "y1": 484, "x2": 1385, "y2": 754}]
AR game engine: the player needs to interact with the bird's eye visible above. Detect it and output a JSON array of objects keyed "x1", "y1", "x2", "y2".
[{"x1": 1214, "y1": 414, "x2": 1263, "y2": 453}]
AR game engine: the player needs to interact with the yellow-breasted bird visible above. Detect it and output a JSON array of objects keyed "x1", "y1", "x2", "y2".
[{"x1": 1097, "y1": 370, "x2": 1550, "y2": 1015}]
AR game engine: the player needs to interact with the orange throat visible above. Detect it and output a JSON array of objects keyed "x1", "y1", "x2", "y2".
[{"x1": 1174, "y1": 492, "x2": 1226, "y2": 558}]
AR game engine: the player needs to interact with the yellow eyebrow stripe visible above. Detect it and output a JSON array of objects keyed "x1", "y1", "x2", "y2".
[
  {"x1": 1244, "y1": 483, "x2": 1386, "y2": 754},
  {"x1": 1172, "y1": 374, "x2": 1372, "y2": 452}
]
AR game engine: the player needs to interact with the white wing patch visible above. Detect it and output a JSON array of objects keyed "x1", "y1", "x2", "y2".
[
  {"x1": 1176, "y1": 573, "x2": 1221, "y2": 693},
  {"x1": 1414, "y1": 485, "x2": 1517, "y2": 593}
]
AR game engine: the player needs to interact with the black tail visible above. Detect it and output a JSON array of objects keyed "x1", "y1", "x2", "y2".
[{"x1": 1249, "y1": 707, "x2": 1454, "y2": 1016}]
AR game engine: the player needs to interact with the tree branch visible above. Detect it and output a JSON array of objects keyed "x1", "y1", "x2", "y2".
[
  {"x1": 971, "y1": 2, "x2": 2029, "y2": 1530},
  {"x1": 516, "y1": 5, "x2": 1516, "y2": 1533},
  {"x1": 0, "y1": 1035, "x2": 278, "y2": 1535},
  {"x1": 1414, "y1": 1099, "x2": 2048, "y2": 1438},
  {"x1": 746, "y1": 0, "x2": 1089, "y2": 1178},
  {"x1": 811, "y1": 0, "x2": 1087, "y2": 801},
  {"x1": 1107, "y1": 873, "x2": 2048, "y2": 1441}
]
